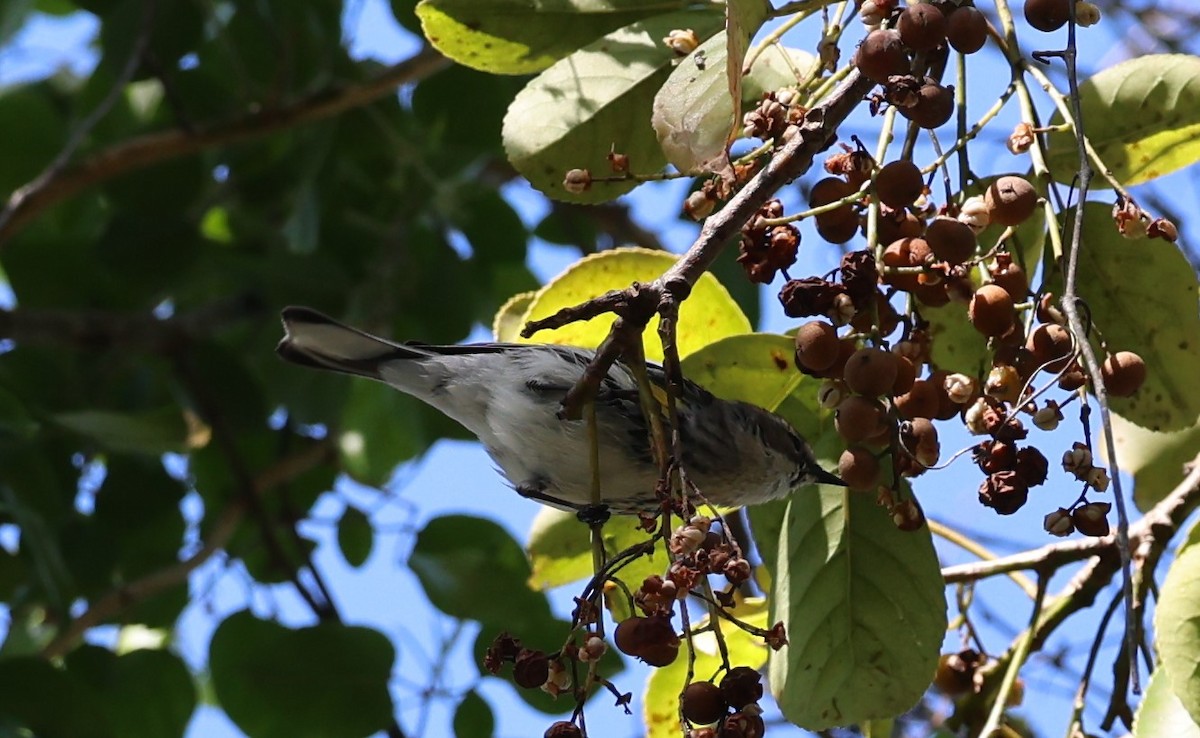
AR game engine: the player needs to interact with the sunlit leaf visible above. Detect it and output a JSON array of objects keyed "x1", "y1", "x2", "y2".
[
  {"x1": 1110, "y1": 413, "x2": 1200, "y2": 511},
  {"x1": 1134, "y1": 667, "x2": 1200, "y2": 738},
  {"x1": 1155, "y1": 543, "x2": 1200, "y2": 727}
]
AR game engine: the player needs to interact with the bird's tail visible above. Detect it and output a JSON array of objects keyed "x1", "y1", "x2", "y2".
[{"x1": 276, "y1": 306, "x2": 429, "y2": 379}]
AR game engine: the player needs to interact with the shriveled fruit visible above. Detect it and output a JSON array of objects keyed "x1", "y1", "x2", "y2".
[
  {"x1": 682, "y1": 681, "x2": 728, "y2": 725},
  {"x1": 985, "y1": 176, "x2": 1038, "y2": 225},
  {"x1": 895, "y1": 378, "x2": 940, "y2": 419},
  {"x1": 1102, "y1": 351, "x2": 1147, "y2": 396},
  {"x1": 839, "y1": 446, "x2": 882, "y2": 490},
  {"x1": 924, "y1": 217, "x2": 976, "y2": 264},
  {"x1": 794, "y1": 320, "x2": 841, "y2": 372},
  {"x1": 720, "y1": 666, "x2": 764, "y2": 710},
  {"x1": 854, "y1": 29, "x2": 909, "y2": 84},
  {"x1": 835, "y1": 395, "x2": 888, "y2": 443},
  {"x1": 844, "y1": 346, "x2": 900, "y2": 397},
  {"x1": 947, "y1": 6, "x2": 988, "y2": 53},
  {"x1": 898, "y1": 4, "x2": 947, "y2": 51},
  {"x1": 1026, "y1": 323, "x2": 1074, "y2": 372},
  {"x1": 968, "y1": 284, "x2": 1015, "y2": 337},
  {"x1": 1025, "y1": 0, "x2": 1071, "y2": 32},
  {"x1": 876, "y1": 160, "x2": 925, "y2": 208},
  {"x1": 900, "y1": 82, "x2": 955, "y2": 129}
]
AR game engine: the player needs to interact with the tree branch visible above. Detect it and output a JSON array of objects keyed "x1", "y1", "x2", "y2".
[{"x1": 0, "y1": 46, "x2": 450, "y2": 249}]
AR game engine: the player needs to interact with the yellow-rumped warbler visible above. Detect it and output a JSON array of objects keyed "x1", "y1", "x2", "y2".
[{"x1": 277, "y1": 307, "x2": 843, "y2": 514}]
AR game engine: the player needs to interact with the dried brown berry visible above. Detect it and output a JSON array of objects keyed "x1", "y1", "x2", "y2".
[
  {"x1": 968, "y1": 284, "x2": 1015, "y2": 337},
  {"x1": 1102, "y1": 351, "x2": 1147, "y2": 397},
  {"x1": 835, "y1": 395, "x2": 888, "y2": 443},
  {"x1": 895, "y1": 378, "x2": 940, "y2": 419},
  {"x1": 682, "y1": 681, "x2": 728, "y2": 725},
  {"x1": 514, "y1": 649, "x2": 550, "y2": 689},
  {"x1": 1072, "y1": 501, "x2": 1112, "y2": 537},
  {"x1": 779, "y1": 277, "x2": 848, "y2": 318},
  {"x1": 989, "y1": 256, "x2": 1028, "y2": 300},
  {"x1": 903, "y1": 417, "x2": 941, "y2": 467},
  {"x1": 1025, "y1": 0, "x2": 1071, "y2": 32},
  {"x1": 898, "y1": 3, "x2": 947, "y2": 50},
  {"x1": 839, "y1": 446, "x2": 883, "y2": 490},
  {"x1": 794, "y1": 320, "x2": 841, "y2": 372},
  {"x1": 1044, "y1": 507, "x2": 1074, "y2": 537},
  {"x1": 876, "y1": 160, "x2": 925, "y2": 208},
  {"x1": 855, "y1": 29, "x2": 910, "y2": 84},
  {"x1": 841, "y1": 250, "x2": 881, "y2": 308},
  {"x1": 933, "y1": 649, "x2": 982, "y2": 695},
  {"x1": 545, "y1": 721, "x2": 583, "y2": 738},
  {"x1": 900, "y1": 82, "x2": 955, "y2": 129},
  {"x1": 844, "y1": 346, "x2": 900, "y2": 397},
  {"x1": 946, "y1": 6, "x2": 988, "y2": 53},
  {"x1": 722, "y1": 711, "x2": 766, "y2": 738},
  {"x1": 720, "y1": 666, "x2": 764, "y2": 710},
  {"x1": 924, "y1": 216, "x2": 977, "y2": 264},
  {"x1": 1026, "y1": 323, "x2": 1074, "y2": 372},
  {"x1": 985, "y1": 176, "x2": 1038, "y2": 226},
  {"x1": 1015, "y1": 446, "x2": 1049, "y2": 487}
]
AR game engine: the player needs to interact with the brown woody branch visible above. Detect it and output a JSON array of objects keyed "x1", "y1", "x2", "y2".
[{"x1": 0, "y1": 46, "x2": 450, "y2": 249}]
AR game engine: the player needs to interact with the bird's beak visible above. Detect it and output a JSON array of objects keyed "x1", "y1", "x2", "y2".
[{"x1": 812, "y1": 466, "x2": 848, "y2": 487}]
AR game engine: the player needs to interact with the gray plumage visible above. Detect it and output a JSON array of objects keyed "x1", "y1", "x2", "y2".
[{"x1": 276, "y1": 306, "x2": 843, "y2": 513}]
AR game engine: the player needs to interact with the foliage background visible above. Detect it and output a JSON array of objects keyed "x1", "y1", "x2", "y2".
[{"x1": 0, "y1": 1, "x2": 1199, "y2": 737}]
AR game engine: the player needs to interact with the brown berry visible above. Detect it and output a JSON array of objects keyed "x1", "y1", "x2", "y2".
[
  {"x1": 904, "y1": 417, "x2": 941, "y2": 467},
  {"x1": 985, "y1": 176, "x2": 1038, "y2": 226},
  {"x1": 924, "y1": 217, "x2": 976, "y2": 264},
  {"x1": 681, "y1": 681, "x2": 728, "y2": 725},
  {"x1": 723, "y1": 711, "x2": 766, "y2": 738},
  {"x1": 892, "y1": 354, "x2": 918, "y2": 395},
  {"x1": 835, "y1": 395, "x2": 888, "y2": 443},
  {"x1": 816, "y1": 212, "x2": 862, "y2": 244},
  {"x1": 968, "y1": 284, "x2": 1015, "y2": 337},
  {"x1": 990, "y1": 259, "x2": 1028, "y2": 299},
  {"x1": 877, "y1": 209, "x2": 925, "y2": 245},
  {"x1": 545, "y1": 721, "x2": 583, "y2": 738},
  {"x1": 895, "y1": 378, "x2": 940, "y2": 419},
  {"x1": 933, "y1": 650, "x2": 982, "y2": 695},
  {"x1": 812, "y1": 338, "x2": 858, "y2": 379},
  {"x1": 978, "y1": 470, "x2": 1029, "y2": 514},
  {"x1": 720, "y1": 666, "x2": 764, "y2": 710},
  {"x1": 1026, "y1": 323, "x2": 1074, "y2": 372},
  {"x1": 1025, "y1": 0, "x2": 1071, "y2": 32},
  {"x1": 881, "y1": 237, "x2": 933, "y2": 291},
  {"x1": 928, "y1": 369, "x2": 962, "y2": 420},
  {"x1": 839, "y1": 446, "x2": 882, "y2": 490},
  {"x1": 810, "y1": 177, "x2": 857, "y2": 225},
  {"x1": 794, "y1": 320, "x2": 841, "y2": 372},
  {"x1": 854, "y1": 29, "x2": 910, "y2": 84},
  {"x1": 947, "y1": 6, "x2": 988, "y2": 53},
  {"x1": 900, "y1": 82, "x2": 955, "y2": 129},
  {"x1": 843, "y1": 347, "x2": 900, "y2": 397},
  {"x1": 514, "y1": 649, "x2": 550, "y2": 689},
  {"x1": 898, "y1": 4, "x2": 947, "y2": 51},
  {"x1": 875, "y1": 160, "x2": 925, "y2": 208},
  {"x1": 614, "y1": 616, "x2": 646, "y2": 657},
  {"x1": 1102, "y1": 351, "x2": 1147, "y2": 397},
  {"x1": 1072, "y1": 501, "x2": 1112, "y2": 537}
]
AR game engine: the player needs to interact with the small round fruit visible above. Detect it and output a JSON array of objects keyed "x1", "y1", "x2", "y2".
[
  {"x1": 1025, "y1": 0, "x2": 1071, "y2": 32},
  {"x1": 854, "y1": 29, "x2": 910, "y2": 84},
  {"x1": 545, "y1": 721, "x2": 583, "y2": 738},
  {"x1": 876, "y1": 160, "x2": 925, "y2": 208},
  {"x1": 985, "y1": 176, "x2": 1038, "y2": 225},
  {"x1": 614, "y1": 617, "x2": 647, "y2": 657},
  {"x1": 913, "y1": 281, "x2": 951, "y2": 307},
  {"x1": 968, "y1": 284, "x2": 1015, "y2": 337},
  {"x1": 877, "y1": 209, "x2": 925, "y2": 245},
  {"x1": 991, "y1": 261, "x2": 1028, "y2": 299},
  {"x1": 929, "y1": 369, "x2": 962, "y2": 420},
  {"x1": 1102, "y1": 351, "x2": 1147, "y2": 396},
  {"x1": 812, "y1": 338, "x2": 858, "y2": 379},
  {"x1": 839, "y1": 446, "x2": 882, "y2": 490},
  {"x1": 906, "y1": 417, "x2": 941, "y2": 467},
  {"x1": 795, "y1": 320, "x2": 841, "y2": 372},
  {"x1": 947, "y1": 6, "x2": 988, "y2": 53},
  {"x1": 810, "y1": 177, "x2": 857, "y2": 224},
  {"x1": 895, "y1": 378, "x2": 939, "y2": 419},
  {"x1": 719, "y1": 666, "x2": 764, "y2": 710},
  {"x1": 682, "y1": 681, "x2": 729, "y2": 725},
  {"x1": 881, "y1": 237, "x2": 932, "y2": 291},
  {"x1": 898, "y1": 3, "x2": 947, "y2": 51},
  {"x1": 892, "y1": 354, "x2": 918, "y2": 395},
  {"x1": 835, "y1": 395, "x2": 888, "y2": 443},
  {"x1": 638, "y1": 639, "x2": 680, "y2": 667},
  {"x1": 1025, "y1": 323, "x2": 1074, "y2": 372},
  {"x1": 900, "y1": 82, "x2": 955, "y2": 129},
  {"x1": 844, "y1": 346, "x2": 900, "y2": 397},
  {"x1": 816, "y1": 213, "x2": 861, "y2": 244},
  {"x1": 924, "y1": 217, "x2": 977, "y2": 264}
]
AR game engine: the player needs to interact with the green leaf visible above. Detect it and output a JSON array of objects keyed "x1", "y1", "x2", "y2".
[
  {"x1": 644, "y1": 597, "x2": 769, "y2": 737},
  {"x1": 517, "y1": 247, "x2": 752, "y2": 360},
  {"x1": 416, "y1": 0, "x2": 685, "y2": 74},
  {"x1": 1054, "y1": 203, "x2": 1200, "y2": 431},
  {"x1": 0, "y1": 657, "x2": 113, "y2": 738},
  {"x1": 210, "y1": 612, "x2": 395, "y2": 738},
  {"x1": 0, "y1": 85, "x2": 67, "y2": 194},
  {"x1": 453, "y1": 690, "x2": 495, "y2": 738},
  {"x1": 766, "y1": 487, "x2": 946, "y2": 730},
  {"x1": 1134, "y1": 667, "x2": 1200, "y2": 738},
  {"x1": 1046, "y1": 54, "x2": 1200, "y2": 188},
  {"x1": 742, "y1": 45, "x2": 816, "y2": 102},
  {"x1": 502, "y1": 8, "x2": 725, "y2": 202},
  {"x1": 1155, "y1": 543, "x2": 1200, "y2": 727},
  {"x1": 493, "y1": 290, "x2": 537, "y2": 342},
  {"x1": 339, "y1": 380, "x2": 427, "y2": 487},
  {"x1": 68, "y1": 647, "x2": 197, "y2": 738},
  {"x1": 680, "y1": 333, "x2": 802, "y2": 412},
  {"x1": 409, "y1": 515, "x2": 554, "y2": 629},
  {"x1": 337, "y1": 505, "x2": 374, "y2": 568},
  {"x1": 1110, "y1": 413, "x2": 1200, "y2": 511},
  {"x1": 51, "y1": 408, "x2": 191, "y2": 456}
]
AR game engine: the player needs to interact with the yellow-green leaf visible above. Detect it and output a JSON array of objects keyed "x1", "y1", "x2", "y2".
[
  {"x1": 1111, "y1": 413, "x2": 1200, "y2": 511},
  {"x1": 493, "y1": 290, "x2": 537, "y2": 341},
  {"x1": 518, "y1": 247, "x2": 752, "y2": 360},
  {"x1": 680, "y1": 333, "x2": 802, "y2": 412},
  {"x1": 1046, "y1": 54, "x2": 1200, "y2": 188}
]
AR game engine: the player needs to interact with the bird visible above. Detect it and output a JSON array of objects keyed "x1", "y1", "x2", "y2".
[{"x1": 276, "y1": 306, "x2": 844, "y2": 517}]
